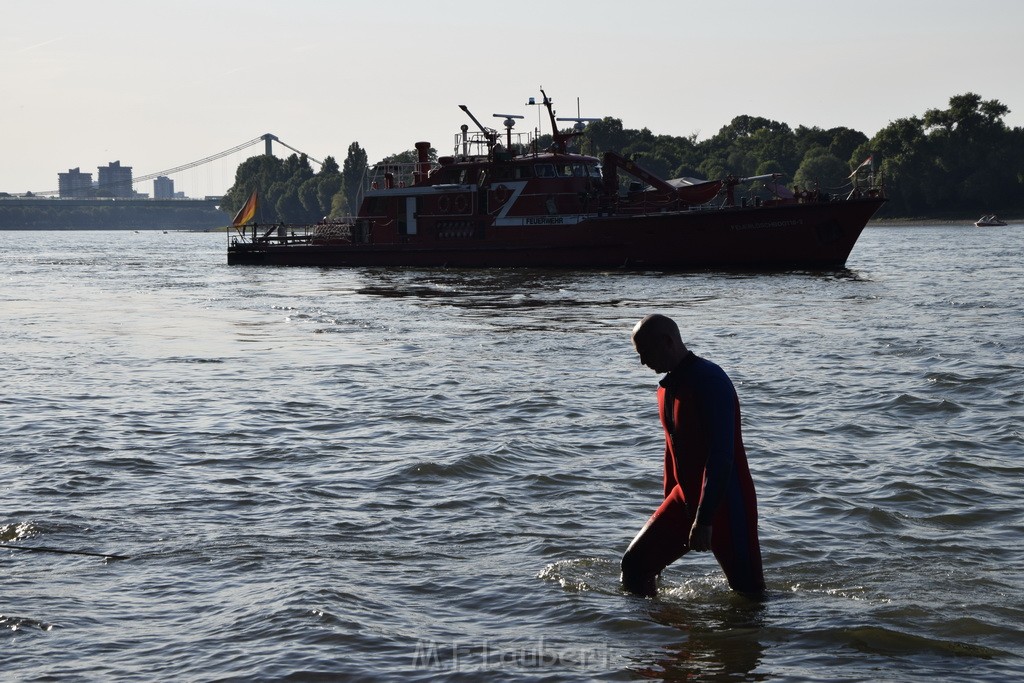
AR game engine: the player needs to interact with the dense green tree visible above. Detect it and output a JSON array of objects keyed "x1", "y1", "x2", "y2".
[
  {"x1": 339, "y1": 143, "x2": 368, "y2": 217},
  {"x1": 853, "y1": 93, "x2": 1024, "y2": 216},
  {"x1": 794, "y1": 147, "x2": 850, "y2": 191},
  {"x1": 694, "y1": 116, "x2": 793, "y2": 181},
  {"x1": 924, "y1": 93, "x2": 1008, "y2": 133},
  {"x1": 747, "y1": 128, "x2": 799, "y2": 177},
  {"x1": 920, "y1": 93, "x2": 1020, "y2": 212},
  {"x1": 275, "y1": 177, "x2": 306, "y2": 223},
  {"x1": 856, "y1": 119, "x2": 922, "y2": 214},
  {"x1": 315, "y1": 173, "x2": 343, "y2": 217},
  {"x1": 826, "y1": 128, "x2": 869, "y2": 164},
  {"x1": 284, "y1": 153, "x2": 315, "y2": 182},
  {"x1": 581, "y1": 117, "x2": 631, "y2": 157},
  {"x1": 298, "y1": 178, "x2": 322, "y2": 218},
  {"x1": 222, "y1": 152, "x2": 340, "y2": 223},
  {"x1": 296, "y1": 155, "x2": 342, "y2": 219},
  {"x1": 378, "y1": 149, "x2": 423, "y2": 165},
  {"x1": 221, "y1": 154, "x2": 289, "y2": 221}
]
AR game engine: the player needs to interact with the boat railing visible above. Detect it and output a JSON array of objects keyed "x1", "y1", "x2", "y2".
[
  {"x1": 726, "y1": 174, "x2": 884, "y2": 206},
  {"x1": 454, "y1": 130, "x2": 532, "y2": 159},
  {"x1": 366, "y1": 161, "x2": 434, "y2": 190},
  {"x1": 847, "y1": 167, "x2": 885, "y2": 197},
  {"x1": 609, "y1": 172, "x2": 885, "y2": 214},
  {"x1": 229, "y1": 219, "x2": 356, "y2": 247}
]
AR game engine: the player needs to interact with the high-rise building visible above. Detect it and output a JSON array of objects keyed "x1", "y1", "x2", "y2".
[
  {"x1": 153, "y1": 176, "x2": 174, "y2": 199},
  {"x1": 58, "y1": 167, "x2": 94, "y2": 198},
  {"x1": 97, "y1": 160, "x2": 133, "y2": 198}
]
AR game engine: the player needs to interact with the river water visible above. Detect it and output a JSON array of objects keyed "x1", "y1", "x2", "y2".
[{"x1": 2, "y1": 225, "x2": 1022, "y2": 681}]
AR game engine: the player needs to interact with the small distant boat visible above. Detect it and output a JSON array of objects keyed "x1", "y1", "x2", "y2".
[{"x1": 975, "y1": 214, "x2": 1007, "y2": 227}]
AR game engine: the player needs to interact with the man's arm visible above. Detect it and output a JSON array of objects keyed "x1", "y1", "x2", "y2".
[{"x1": 693, "y1": 368, "x2": 737, "y2": 527}]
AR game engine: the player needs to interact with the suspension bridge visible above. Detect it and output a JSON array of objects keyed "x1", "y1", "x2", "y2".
[
  {"x1": 30, "y1": 134, "x2": 322, "y2": 198},
  {"x1": 125, "y1": 134, "x2": 324, "y2": 192}
]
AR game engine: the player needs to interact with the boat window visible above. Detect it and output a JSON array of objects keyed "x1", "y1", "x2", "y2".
[
  {"x1": 556, "y1": 164, "x2": 575, "y2": 178},
  {"x1": 588, "y1": 164, "x2": 602, "y2": 178},
  {"x1": 515, "y1": 165, "x2": 535, "y2": 179},
  {"x1": 364, "y1": 196, "x2": 389, "y2": 215},
  {"x1": 477, "y1": 170, "x2": 487, "y2": 186},
  {"x1": 491, "y1": 167, "x2": 513, "y2": 181},
  {"x1": 535, "y1": 164, "x2": 556, "y2": 178},
  {"x1": 435, "y1": 168, "x2": 460, "y2": 183}
]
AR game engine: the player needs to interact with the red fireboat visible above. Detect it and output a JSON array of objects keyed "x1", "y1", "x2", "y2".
[{"x1": 228, "y1": 91, "x2": 885, "y2": 269}]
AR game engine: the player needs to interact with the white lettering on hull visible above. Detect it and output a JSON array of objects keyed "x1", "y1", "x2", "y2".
[
  {"x1": 730, "y1": 219, "x2": 804, "y2": 231},
  {"x1": 493, "y1": 215, "x2": 588, "y2": 227}
]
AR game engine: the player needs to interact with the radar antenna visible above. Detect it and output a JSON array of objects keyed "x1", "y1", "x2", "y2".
[
  {"x1": 556, "y1": 97, "x2": 600, "y2": 132},
  {"x1": 493, "y1": 113, "x2": 524, "y2": 150}
]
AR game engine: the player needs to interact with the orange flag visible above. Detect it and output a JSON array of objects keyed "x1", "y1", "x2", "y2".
[
  {"x1": 847, "y1": 155, "x2": 873, "y2": 179},
  {"x1": 232, "y1": 190, "x2": 258, "y2": 227}
]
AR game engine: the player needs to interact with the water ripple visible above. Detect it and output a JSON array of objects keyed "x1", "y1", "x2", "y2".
[{"x1": 2, "y1": 227, "x2": 1023, "y2": 681}]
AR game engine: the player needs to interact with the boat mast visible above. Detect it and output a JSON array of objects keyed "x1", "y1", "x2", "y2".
[{"x1": 535, "y1": 89, "x2": 592, "y2": 154}]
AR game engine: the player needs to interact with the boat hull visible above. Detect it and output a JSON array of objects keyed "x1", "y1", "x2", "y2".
[{"x1": 228, "y1": 197, "x2": 885, "y2": 270}]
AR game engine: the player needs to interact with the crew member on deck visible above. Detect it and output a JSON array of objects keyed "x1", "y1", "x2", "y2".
[{"x1": 621, "y1": 314, "x2": 765, "y2": 597}]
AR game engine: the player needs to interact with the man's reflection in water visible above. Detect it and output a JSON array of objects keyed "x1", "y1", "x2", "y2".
[{"x1": 631, "y1": 592, "x2": 768, "y2": 681}]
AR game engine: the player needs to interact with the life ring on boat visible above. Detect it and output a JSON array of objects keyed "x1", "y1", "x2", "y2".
[
  {"x1": 494, "y1": 184, "x2": 511, "y2": 205},
  {"x1": 453, "y1": 194, "x2": 469, "y2": 214},
  {"x1": 437, "y1": 195, "x2": 452, "y2": 213}
]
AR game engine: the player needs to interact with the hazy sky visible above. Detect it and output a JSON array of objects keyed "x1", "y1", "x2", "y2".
[{"x1": 4, "y1": 0, "x2": 1023, "y2": 198}]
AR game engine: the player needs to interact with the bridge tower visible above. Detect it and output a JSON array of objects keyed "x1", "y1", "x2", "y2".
[{"x1": 261, "y1": 133, "x2": 279, "y2": 156}]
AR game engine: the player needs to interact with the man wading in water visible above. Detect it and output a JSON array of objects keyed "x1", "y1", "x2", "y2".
[{"x1": 621, "y1": 314, "x2": 765, "y2": 597}]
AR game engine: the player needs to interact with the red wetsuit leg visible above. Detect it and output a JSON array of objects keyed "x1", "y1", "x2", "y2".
[
  {"x1": 709, "y1": 483, "x2": 765, "y2": 595},
  {"x1": 621, "y1": 485, "x2": 692, "y2": 595}
]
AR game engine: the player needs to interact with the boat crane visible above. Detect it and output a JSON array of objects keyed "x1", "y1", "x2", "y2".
[{"x1": 458, "y1": 105, "x2": 499, "y2": 152}]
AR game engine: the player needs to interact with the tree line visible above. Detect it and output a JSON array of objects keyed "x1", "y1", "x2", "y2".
[{"x1": 220, "y1": 93, "x2": 1024, "y2": 221}]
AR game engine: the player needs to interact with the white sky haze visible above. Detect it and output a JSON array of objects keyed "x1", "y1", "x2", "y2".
[{"x1": 3, "y1": 0, "x2": 1023, "y2": 197}]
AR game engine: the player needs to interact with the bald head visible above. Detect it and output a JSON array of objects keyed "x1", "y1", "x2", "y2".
[
  {"x1": 631, "y1": 314, "x2": 688, "y2": 374},
  {"x1": 632, "y1": 314, "x2": 681, "y2": 343}
]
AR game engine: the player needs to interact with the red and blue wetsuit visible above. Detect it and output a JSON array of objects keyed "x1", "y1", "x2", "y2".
[{"x1": 621, "y1": 352, "x2": 765, "y2": 595}]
